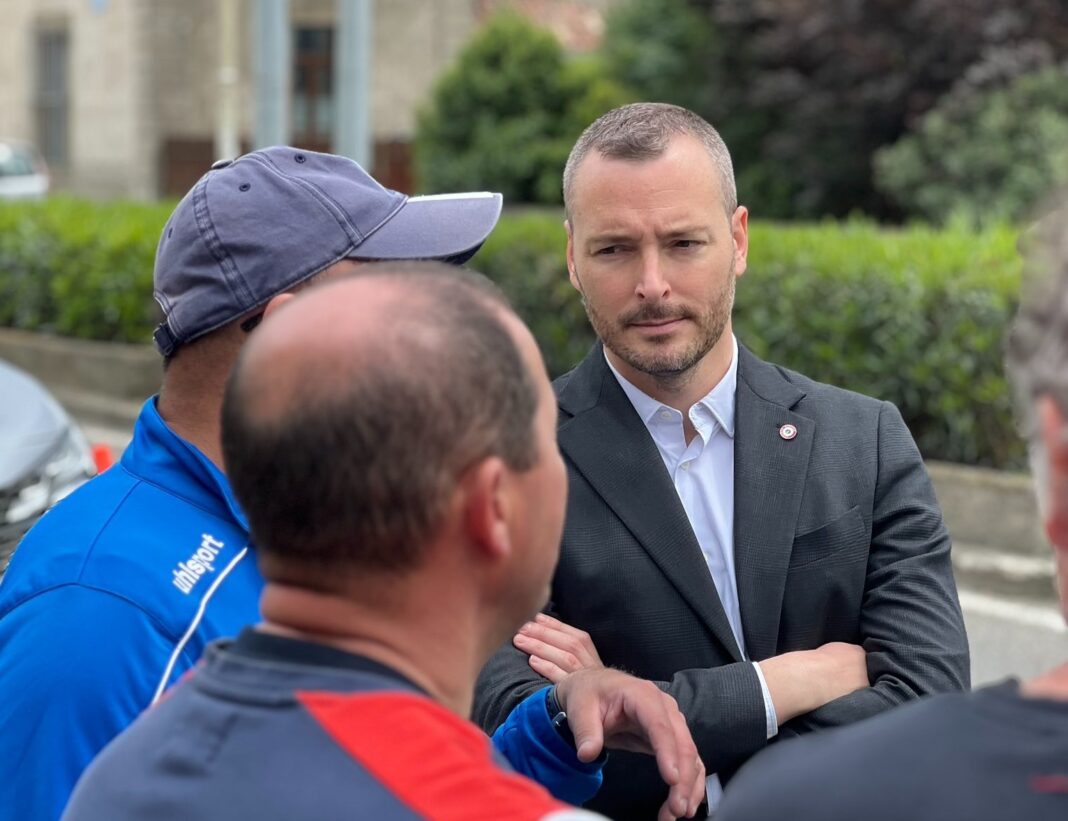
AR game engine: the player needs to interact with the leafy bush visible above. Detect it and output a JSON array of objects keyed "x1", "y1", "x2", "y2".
[
  {"x1": 604, "y1": 0, "x2": 1068, "y2": 219},
  {"x1": 470, "y1": 209, "x2": 593, "y2": 378},
  {"x1": 875, "y1": 66, "x2": 1068, "y2": 226},
  {"x1": 737, "y1": 220, "x2": 1023, "y2": 467},
  {"x1": 0, "y1": 198, "x2": 169, "y2": 342},
  {"x1": 0, "y1": 198, "x2": 1025, "y2": 467},
  {"x1": 474, "y1": 213, "x2": 1025, "y2": 468},
  {"x1": 601, "y1": 0, "x2": 719, "y2": 116},
  {"x1": 414, "y1": 12, "x2": 633, "y2": 204}
]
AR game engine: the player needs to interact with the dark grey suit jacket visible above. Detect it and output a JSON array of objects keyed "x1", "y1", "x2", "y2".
[{"x1": 474, "y1": 343, "x2": 970, "y2": 819}]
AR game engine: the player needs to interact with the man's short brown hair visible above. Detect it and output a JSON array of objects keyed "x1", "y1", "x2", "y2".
[
  {"x1": 221, "y1": 262, "x2": 540, "y2": 579},
  {"x1": 563, "y1": 102, "x2": 738, "y2": 220}
]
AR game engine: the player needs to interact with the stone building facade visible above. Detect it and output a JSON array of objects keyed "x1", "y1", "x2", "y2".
[
  {"x1": 0, "y1": 0, "x2": 615, "y2": 200},
  {"x1": 0, "y1": 0, "x2": 484, "y2": 198}
]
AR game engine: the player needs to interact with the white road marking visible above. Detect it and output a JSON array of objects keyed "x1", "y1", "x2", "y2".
[{"x1": 959, "y1": 589, "x2": 1066, "y2": 633}]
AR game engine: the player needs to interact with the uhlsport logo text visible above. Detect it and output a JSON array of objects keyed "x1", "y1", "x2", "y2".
[{"x1": 172, "y1": 534, "x2": 225, "y2": 594}]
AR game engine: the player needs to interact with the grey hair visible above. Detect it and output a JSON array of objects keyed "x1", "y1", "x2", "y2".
[
  {"x1": 562, "y1": 102, "x2": 738, "y2": 220},
  {"x1": 1006, "y1": 200, "x2": 1068, "y2": 440}
]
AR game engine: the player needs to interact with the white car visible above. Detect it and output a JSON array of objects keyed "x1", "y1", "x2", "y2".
[{"x1": 0, "y1": 141, "x2": 49, "y2": 200}]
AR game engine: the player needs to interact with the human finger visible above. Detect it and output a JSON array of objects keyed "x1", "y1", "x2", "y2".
[
  {"x1": 619, "y1": 685, "x2": 681, "y2": 783},
  {"x1": 514, "y1": 632, "x2": 589, "y2": 674},
  {"x1": 561, "y1": 682, "x2": 608, "y2": 763},
  {"x1": 520, "y1": 617, "x2": 602, "y2": 668},
  {"x1": 527, "y1": 653, "x2": 570, "y2": 684},
  {"x1": 662, "y1": 707, "x2": 703, "y2": 818}
]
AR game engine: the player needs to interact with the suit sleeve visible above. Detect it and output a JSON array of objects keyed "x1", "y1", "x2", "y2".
[
  {"x1": 475, "y1": 633, "x2": 770, "y2": 775},
  {"x1": 781, "y1": 401, "x2": 970, "y2": 737},
  {"x1": 0, "y1": 585, "x2": 192, "y2": 821},
  {"x1": 652, "y1": 661, "x2": 772, "y2": 772},
  {"x1": 475, "y1": 637, "x2": 559, "y2": 735}
]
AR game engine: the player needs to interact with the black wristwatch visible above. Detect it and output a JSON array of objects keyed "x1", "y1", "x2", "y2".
[{"x1": 546, "y1": 685, "x2": 576, "y2": 748}]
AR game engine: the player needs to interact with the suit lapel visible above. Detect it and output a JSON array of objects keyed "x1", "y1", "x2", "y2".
[
  {"x1": 733, "y1": 348, "x2": 814, "y2": 661},
  {"x1": 556, "y1": 346, "x2": 744, "y2": 663}
]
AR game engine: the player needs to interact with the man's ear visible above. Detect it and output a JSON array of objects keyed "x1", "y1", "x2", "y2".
[
  {"x1": 565, "y1": 220, "x2": 582, "y2": 293},
  {"x1": 262, "y1": 291, "x2": 298, "y2": 322},
  {"x1": 731, "y1": 205, "x2": 749, "y2": 278},
  {"x1": 1039, "y1": 396, "x2": 1068, "y2": 546},
  {"x1": 463, "y1": 457, "x2": 512, "y2": 562}
]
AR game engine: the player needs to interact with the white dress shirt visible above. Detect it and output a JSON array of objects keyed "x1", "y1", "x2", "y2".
[{"x1": 605, "y1": 336, "x2": 777, "y2": 810}]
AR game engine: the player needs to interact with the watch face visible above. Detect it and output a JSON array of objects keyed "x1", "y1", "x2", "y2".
[
  {"x1": 551, "y1": 710, "x2": 575, "y2": 748},
  {"x1": 544, "y1": 687, "x2": 576, "y2": 748}
]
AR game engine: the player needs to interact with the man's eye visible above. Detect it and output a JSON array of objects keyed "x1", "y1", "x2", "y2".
[
  {"x1": 674, "y1": 239, "x2": 702, "y2": 249},
  {"x1": 594, "y1": 245, "x2": 624, "y2": 256}
]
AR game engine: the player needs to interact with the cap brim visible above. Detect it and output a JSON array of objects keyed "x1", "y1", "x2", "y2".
[{"x1": 352, "y1": 192, "x2": 503, "y2": 265}]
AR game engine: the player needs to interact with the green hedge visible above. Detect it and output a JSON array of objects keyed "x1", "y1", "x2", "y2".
[
  {"x1": 0, "y1": 199, "x2": 1025, "y2": 468},
  {"x1": 473, "y1": 213, "x2": 1025, "y2": 468},
  {"x1": 0, "y1": 198, "x2": 169, "y2": 341}
]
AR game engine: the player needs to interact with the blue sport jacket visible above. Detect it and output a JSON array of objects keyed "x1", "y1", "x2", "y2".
[{"x1": 0, "y1": 399, "x2": 600, "y2": 820}]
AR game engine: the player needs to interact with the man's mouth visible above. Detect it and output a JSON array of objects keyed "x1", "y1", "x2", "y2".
[{"x1": 629, "y1": 317, "x2": 686, "y2": 333}]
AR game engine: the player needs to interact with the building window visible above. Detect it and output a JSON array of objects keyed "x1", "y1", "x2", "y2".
[
  {"x1": 292, "y1": 27, "x2": 334, "y2": 150},
  {"x1": 35, "y1": 29, "x2": 70, "y2": 169}
]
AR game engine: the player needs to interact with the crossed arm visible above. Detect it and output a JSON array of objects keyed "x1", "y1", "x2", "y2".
[
  {"x1": 484, "y1": 403, "x2": 969, "y2": 782},
  {"x1": 515, "y1": 614, "x2": 870, "y2": 733}
]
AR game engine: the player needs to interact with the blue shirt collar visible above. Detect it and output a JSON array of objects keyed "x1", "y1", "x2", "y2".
[{"x1": 121, "y1": 397, "x2": 249, "y2": 531}]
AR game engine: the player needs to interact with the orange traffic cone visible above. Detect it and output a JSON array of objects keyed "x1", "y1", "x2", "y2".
[{"x1": 92, "y1": 444, "x2": 115, "y2": 473}]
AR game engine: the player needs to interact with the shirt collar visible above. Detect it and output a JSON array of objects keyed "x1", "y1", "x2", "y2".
[
  {"x1": 122, "y1": 397, "x2": 250, "y2": 530},
  {"x1": 605, "y1": 334, "x2": 738, "y2": 439}
]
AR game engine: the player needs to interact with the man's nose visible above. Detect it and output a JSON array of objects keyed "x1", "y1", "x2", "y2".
[{"x1": 635, "y1": 251, "x2": 670, "y2": 300}]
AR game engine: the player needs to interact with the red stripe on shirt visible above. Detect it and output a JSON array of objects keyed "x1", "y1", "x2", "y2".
[{"x1": 297, "y1": 690, "x2": 570, "y2": 821}]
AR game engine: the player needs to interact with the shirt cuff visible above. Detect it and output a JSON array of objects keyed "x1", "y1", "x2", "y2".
[{"x1": 752, "y1": 662, "x2": 779, "y2": 739}]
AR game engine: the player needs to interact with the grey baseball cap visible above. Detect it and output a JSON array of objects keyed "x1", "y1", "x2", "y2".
[{"x1": 152, "y1": 146, "x2": 503, "y2": 355}]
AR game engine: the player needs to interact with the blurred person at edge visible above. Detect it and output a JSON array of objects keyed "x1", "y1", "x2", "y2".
[
  {"x1": 62, "y1": 264, "x2": 705, "y2": 821},
  {"x1": 0, "y1": 149, "x2": 701, "y2": 821},
  {"x1": 714, "y1": 203, "x2": 1068, "y2": 821},
  {"x1": 474, "y1": 103, "x2": 970, "y2": 819}
]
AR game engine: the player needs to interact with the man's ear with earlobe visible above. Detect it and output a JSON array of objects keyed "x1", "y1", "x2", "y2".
[
  {"x1": 462, "y1": 457, "x2": 513, "y2": 562},
  {"x1": 1039, "y1": 396, "x2": 1068, "y2": 547},
  {"x1": 731, "y1": 205, "x2": 750, "y2": 278},
  {"x1": 262, "y1": 291, "x2": 298, "y2": 322},
  {"x1": 565, "y1": 220, "x2": 582, "y2": 292}
]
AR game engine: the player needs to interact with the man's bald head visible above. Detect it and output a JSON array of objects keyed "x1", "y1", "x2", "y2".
[{"x1": 221, "y1": 262, "x2": 541, "y2": 580}]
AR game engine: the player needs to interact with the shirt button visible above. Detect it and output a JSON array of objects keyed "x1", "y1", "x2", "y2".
[
  {"x1": 680, "y1": 461, "x2": 691, "y2": 471},
  {"x1": 659, "y1": 410, "x2": 673, "y2": 420}
]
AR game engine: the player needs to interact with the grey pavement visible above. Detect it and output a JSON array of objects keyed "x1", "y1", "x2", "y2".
[{"x1": 960, "y1": 590, "x2": 1065, "y2": 686}]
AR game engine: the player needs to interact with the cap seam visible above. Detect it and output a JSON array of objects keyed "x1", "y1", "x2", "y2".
[
  {"x1": 192, "y1": 174, "x2": 256, "y2": 315},
  {"x1": 250, "y1": 152, "x2": 369, "y2": 244}
]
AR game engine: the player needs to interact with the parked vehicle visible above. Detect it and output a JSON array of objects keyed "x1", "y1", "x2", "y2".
[
  {"x1": 0, "y1": 140, "x2": 49, "y2": 200},
  {"x1": 0, "y1": 360, "x2": 100, "y2": 574}
]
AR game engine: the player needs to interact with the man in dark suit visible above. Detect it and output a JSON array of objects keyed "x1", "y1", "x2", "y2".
[{"x1": 473, "y1": 103, "x2": 970, "y2": 820}]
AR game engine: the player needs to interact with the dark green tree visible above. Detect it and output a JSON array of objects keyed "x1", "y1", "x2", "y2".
[
  {"x1": 605, "y1": 0, "x2": 1068, "y2": 218},
  {"x1": 415, "y1": 13, "x2": 632, "y2": 204},
  {"x1": 875, "y1": 66, "x2": 1068, "y2": 226},
  {"x1": 601, "y1": 0, "x2": 720, "y2": 115}
]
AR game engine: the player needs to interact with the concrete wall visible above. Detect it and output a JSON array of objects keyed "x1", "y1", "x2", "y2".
[
  {"x1": 0, "y1": 0, "x2": 157, "y2": 198},
  {"x1": 0, "y1": 0, "x2": 481, "y2": 198},
  {"x1": 371, "y1": 0, "x2": 478, "y2": 138},
  {"x1": 148, "y1": 0, "x2": 253, "y2": 144},
  {"x1": 0, "y1": 0, "x2": 622, "y2": 197},
  {"x1": 0, "y1": 1, "x2": 33, "y2": 141}
]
